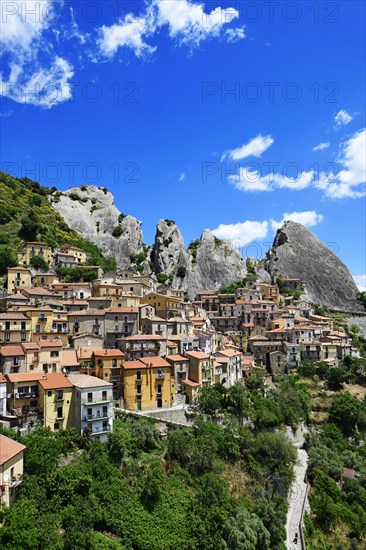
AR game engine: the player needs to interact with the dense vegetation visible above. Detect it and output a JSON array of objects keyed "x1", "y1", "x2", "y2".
[
  {"x1": 0, "y1": 407, "x2": 298, "y2": 550},
  {"x1": 290, "y1": 357, "x2": 366, "y2": 549},
  {"x1": 0, "y1": 172, "x2": 116, "y2": 274}
]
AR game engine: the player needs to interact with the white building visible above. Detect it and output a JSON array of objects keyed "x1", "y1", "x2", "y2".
[
  {"x1": 0, "y1": 373, "x2": 7, "y2": 415},
  {"x1": 215, "y1": 348, "x2": 243, "y2": 387},
  {"x1": 68, "y1": 375, "x2": 113, "y2": 443}
]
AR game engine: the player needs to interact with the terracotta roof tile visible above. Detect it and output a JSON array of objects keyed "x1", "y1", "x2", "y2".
[{"x1": 0, "y1": 435, "x2": 26, "y2": 465}]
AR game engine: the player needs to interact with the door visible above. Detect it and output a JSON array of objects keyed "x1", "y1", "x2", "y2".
[{"x1": 157, "y1": 398, "x2": 162, "y2": 408}]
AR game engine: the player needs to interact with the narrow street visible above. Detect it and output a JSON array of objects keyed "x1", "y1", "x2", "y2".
[{"x1": 285, "y1": 426, "x2": 309, "y2": 550}]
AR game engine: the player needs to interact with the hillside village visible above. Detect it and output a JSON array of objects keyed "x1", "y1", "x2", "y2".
[{"x1": 0, "y1": 239, "x2": 362, "y2": 434}]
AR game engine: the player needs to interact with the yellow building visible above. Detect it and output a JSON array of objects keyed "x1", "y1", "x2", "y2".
[
  {"x1": 17, "y1": 242, "x2": 53, "y2": 266},
  {"x1": 7, "y1": 267, "x2": 32, "y2": 294},
  {"x1": 79, "y1": 348, "x2": 125, "y2": 400},
  {"x1": 33, "y1": 273, "x2": 60, "y2": 287},
  {"x1": 111, "y1": 294, "x2": 141, "y2": 308},
  {"x1": 0, "y1": 435, "x2": 26, "y2": 507},
  {"x1": 140, "y1": 292, "x2": 183, "y2": 319},
  {"x1": 38, "y1": 373, "x2": 74, "y2": 431},
  {"x1": 59, "y1": 244, "x2": 87, "y2": 264},
  {"x1": 6, "y1": 372, "x2": 45, "y2": 418},
  {"x1": 122, "y1": 356, "x2": 174, "y2": 410},
  {"x1": 22, "y1": 307, "x2": 68, "y2": 346},
  {"x1": 0, "y1": 312, "x2": 31, "y2": 344},
  {"x1": 37, "y1": 340, "x2": 63, "y2": 373},
  {"x1": 185, "y1": 351, "x2": 215, "y2": 387}
]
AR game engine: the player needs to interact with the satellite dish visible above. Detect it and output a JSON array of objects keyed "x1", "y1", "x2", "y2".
[{"x1": 3, "y1": 473, "x2": 9, "y2": 482}]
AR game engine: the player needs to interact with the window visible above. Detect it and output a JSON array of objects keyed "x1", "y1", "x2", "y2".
[
  {"x1": 5, "y1": 322, "x2": 10, "y2": 330},
  {"x1": 5, "y1": 333, "x2": 10, "y2": 342},
  {"x1": 54, "y1": 422, "x2": 60, "y2": 430},
  {"x1": 136, "y1": 384, "x2": 142, "y2": 395},
  {"x1": 57, "y1": 407, "x2": 63, "y2": 419},
  {"x1": 35, "y1": 324, "x2": 40, "y2": 333},
  {"x1": 87, "y1": 392, "x2": 93, "y2": 403},
  {"x1": 21, "y1": 333, "x2": 26, "y2": 342},
  {"x1": 157, "y1": 384, "x2": 162, "y2": 394},
  {"x1": 87, "y1": 408, "x2": 92, "y2": 417},
  {"x1": 102, "y1": 406, "x2": 108, "y2": 416},
  {"x1": 48, "y1": 390, "x2": 52, "y2": 397},
  {"x1": 124, "y1": 316, "x2": 128, "y2": 322},
  {"x1": 57, "y1": 390, "x2": 63, "y2": 400},
  {"x1": 136, "y1": 371, "x2": 142, "y2": 381},
  {"x1": 102, "y1": 390, "x2": 107, "y2": 401},
  {"x1": 50, "y1": 351, "x2": 59, "y2": 357},
  {"x1": 30, "y1": 400, "x2": 37, "y2": 407}
]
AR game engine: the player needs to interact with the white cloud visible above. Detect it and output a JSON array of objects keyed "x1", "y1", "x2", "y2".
[
  {"x1": 179, "y1": 172, "x2": 186, "y2": 182},
  {"x1": 212, "y1": 220, "x2": 268, "y2": 246},
  {"x1": 334, "y1": 109, "x2": 353, "y2": 129},
  {"x1": 315, "y1": 128, "x2": 366, "y2": 199},
  {"x1": 353, "y1": 274, "x2": 366, "y2": 292},
  {"x1": 0, "y1": 57, "x2": 74, "y2": 109},
  {"x1": 222, "y1": 134, "x2": 274, "y2": 161},
  {"x1": 313, "y1": 142, "x2": 330, "y2": 151},
  {"x1": 229, "y1": 167, "x2": 314, "y2": 192},
  {"x1": 97, "y1": 0, "x2": 242, "y2": 58},
  {"x1": 272, "y1": 170, "x2": 315, "y2": 191},
  {"x1": 225, "y1": 26, "x2": 246, "y2": 43},
  {"x1": 229, "y1": 167, "x2": 273, "y2": 192},
  {"x1": 0, "y1": 0, "x2": 52, "y2": 52},
  {"x1": 156, "y1": 0, "x2": 239, "y2": 46},
  {"x1": 271, "y1": 211, "x2": 324, "y2": 231},
  {"x1": 0, "y1": 0, "x2": 75, "y2": 108},
  {"x1": 99, "y1": 13, "x2": 156, "y2": 59}
]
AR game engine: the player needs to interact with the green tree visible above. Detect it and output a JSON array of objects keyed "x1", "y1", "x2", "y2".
[
  {"x1": 329, "y1": 392, "x2": 360, "y2": 436},
  {"x1": 195, "y1": 386, "x2": 222, "y2": 415},
  {"x1": 19, "y1": 216, "x2": 39, "y2": 241},
  {"x1": 29, "y1": 255, "x2": 49, "y2": 271},
  {"x1": 0, "y1": 245, "x2": 17, "y2": 275}
]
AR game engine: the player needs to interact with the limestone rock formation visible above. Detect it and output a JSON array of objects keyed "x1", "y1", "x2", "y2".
[
  {"x1": 152, "y1": 222, "x2": 247, "y2": 298},
  {"x1": 266, "y1": 221, "x2": 364, "y2": 312},
  {"x1": 153, "y1": 219, "x2": 188, "y2": 275},
  {"x1": 50, "y1": 186, "x2": 143, "y2": 268}
]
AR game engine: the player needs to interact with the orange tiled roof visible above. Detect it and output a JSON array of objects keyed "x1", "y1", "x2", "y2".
[
  {"x1": 0, "y1": 345, "x2": 25, "y2": 357},
  {"x1": 38, "y1": 373, "x2": 73, "y2": 389},
  {"x1": 0, "y1": 435, "x2": 26, "y2": 465}
]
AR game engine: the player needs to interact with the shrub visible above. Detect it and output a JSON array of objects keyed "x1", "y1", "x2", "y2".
[
  {"x1": 112, "y1": 225, "x2": 123, "y2": 238},
  {"x1": 29, "y1": 256, "x2": 49, "y2": 271}
]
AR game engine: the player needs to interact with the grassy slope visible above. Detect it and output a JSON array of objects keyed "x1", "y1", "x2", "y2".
[{"x1": 0, "y1": 172, "x2": 115, "y2": 270}]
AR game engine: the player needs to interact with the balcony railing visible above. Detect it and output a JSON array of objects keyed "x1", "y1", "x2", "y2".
[
  {"x1": 83, "y1": 412, "x2": 110, "y2": 421},
  {"x1": 15, "y1": 392, "x2": 38, "y2": 399},
  {"x1": 92, "y1": 425, "x2": 112, "y2": 434},
  {"x1": 81, "y1": 397, "x2": 110, "y2": 405},
  {"x1": 156, "y1": 373, "x2": 165, "y2": 379}
]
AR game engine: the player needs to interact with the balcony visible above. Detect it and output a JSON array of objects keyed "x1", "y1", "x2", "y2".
[
  {"x1": 82, "y1": 397, "x2": 110, "y2": 405},
  {"x1": 15, "y1": 392, "x2": 38, "y2": 399},
  {"x1": 92, "y1": 425, "x2": 112, "y2": 434},
  {"x1": 83, "y1": 411, "x2": 110, "y2": 421},
  {"x1": 156, "y1": 372, "x2": 165, "y2": 380},
  {"x1": 39, "y1": 317, "x2": 47, "y2": 322}
]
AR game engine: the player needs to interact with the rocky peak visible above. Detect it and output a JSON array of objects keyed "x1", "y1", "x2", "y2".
[
  {"x1": 153, "y1": 219, "x2": 187, "y2": 275},
  {"x1": 50, "y1": 185, "x2": 143, "y2": 268},
  {"x1": 266, "y1": 221, "x2": 363, "y2": 312}
]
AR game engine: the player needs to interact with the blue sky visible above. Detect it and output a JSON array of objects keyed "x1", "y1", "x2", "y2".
[{"x1": 1, "y1": 0, "x2": 365, "y2": 288}]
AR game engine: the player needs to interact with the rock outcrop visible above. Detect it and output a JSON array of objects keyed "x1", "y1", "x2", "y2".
[
  {"x1": 152, "y1": 222, "x2": 247, "y2": 298},
  {"x1": 266, "y1": 221, "x2": 364, "y2": 312},
  {"x1": 50, "y1": 186, "x2": 143, "y2": 268}
]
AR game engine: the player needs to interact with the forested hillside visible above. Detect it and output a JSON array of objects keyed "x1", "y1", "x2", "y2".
[{"x1": 0, "y1": 172, "x2": 116, "y2": 275}]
